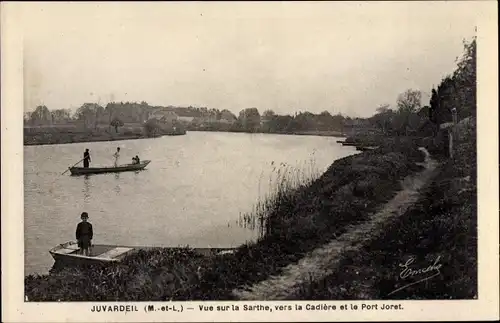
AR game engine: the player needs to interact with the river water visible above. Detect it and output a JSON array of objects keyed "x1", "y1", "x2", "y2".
[{"x1": 24, "y1": 131, "x2": 357, "y2": 275}]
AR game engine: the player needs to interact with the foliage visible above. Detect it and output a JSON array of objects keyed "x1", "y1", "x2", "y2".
[
  {"x1": 110, "y1": 118, "x2": 124, "y2": 133},
  {"x1": 74, "y1": 103, "x2": 105, "y2": 129},
  {"x1": 397, "y1": 89, "x2": 422, "y2": 114},
  {"x1": 143, "y1": 118, "x2": 161, "y2": 137},
  {"x1": 51, "y1": 109, "x2": 72, "y2": 123},
  {"x1": 429, "y1": 37, "x2": 476, "y2": 125},
  {"x1": 237, "y1": 108, "x2": 261, "y2": 132},
  {"x1": 27, "y1": 105, "x2": 51, "y2": 125}
]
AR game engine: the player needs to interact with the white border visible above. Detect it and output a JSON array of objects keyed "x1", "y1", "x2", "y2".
[{"x1": 2, "y1": 2, "x2": 499, "y2": 322}]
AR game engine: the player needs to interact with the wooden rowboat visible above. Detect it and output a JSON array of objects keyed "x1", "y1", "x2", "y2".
[
  {"x1": 50, "y1": 241, "x2": 135, "y2": 265},
  {"x1": 69, "y1": 160, "x2": 151, "y2": 176},
  {"x1": 356, "y1": 146, "x2": 379, "y2": 151},
  {"x1": 50, "y1": 241, "x2": 236, "y2": 267}
]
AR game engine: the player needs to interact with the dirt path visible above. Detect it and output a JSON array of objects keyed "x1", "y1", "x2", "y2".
[{"x1": 232, "y1": 148, "x2": 439, "y2": 300}]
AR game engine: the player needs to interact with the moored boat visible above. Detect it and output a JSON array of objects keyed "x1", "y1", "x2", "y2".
[
  {"x1": 49, "y1": 241, "x2": 136, "y2": 266},
  {"x1": 69, "y1": 160, "x2": 151, "y2": 176},
  {"x1": 50, "y1": 241, "x2": 236, "y2": 267},
  {"x1": 356, "y1": 146, "x2": 379, "y2": 151}
]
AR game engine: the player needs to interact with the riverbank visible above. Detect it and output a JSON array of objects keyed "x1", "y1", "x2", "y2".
[
  {"x1": 184, "y1": 128, "x2": 346, "y2": 137},
  {"x1": 288, "y1": 121, "x2": 476, "y2": 299},
  {"x1": 25, "y1": 136, "x2": 428, "y2": 301},
  {"x1": 24, "y1": 126, "x2": 186, "y2": 146}
]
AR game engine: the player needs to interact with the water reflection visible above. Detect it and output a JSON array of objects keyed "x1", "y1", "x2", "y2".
[
  {"x1": 83, "y1": 175, "x2": 91, "y2": 203},
  {"x1": 114, "y1": 173, "x2": 121, "y2": 194}
]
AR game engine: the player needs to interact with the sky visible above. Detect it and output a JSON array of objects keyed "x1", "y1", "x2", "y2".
[{"x1": 21, "y1": 2, "x2": 477, "y2": 118}]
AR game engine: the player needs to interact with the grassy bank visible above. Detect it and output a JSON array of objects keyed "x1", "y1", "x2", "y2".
[
  {"x1": 289, "y1": 120, "x2": 477, "y2": 300},
  {"x1": 24, "y1": 125, "x2": 186, "y2": 146},
  {"x1": 25, "y1": 137, "x2": 426, "y2": 301}
]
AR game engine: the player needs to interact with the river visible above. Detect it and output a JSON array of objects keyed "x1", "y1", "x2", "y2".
[{"x1": 24, "y1": 131, "x2": 357, "y2": 275}]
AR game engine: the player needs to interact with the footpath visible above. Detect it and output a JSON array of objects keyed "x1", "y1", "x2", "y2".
[{"x1": 233, "y1": 148, "x2": 439, "y2": 300}]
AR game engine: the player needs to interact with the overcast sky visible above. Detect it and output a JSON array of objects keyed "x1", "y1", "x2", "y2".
[{"x1": 22, "y1": 2, "x2": 477, "y2": 118}]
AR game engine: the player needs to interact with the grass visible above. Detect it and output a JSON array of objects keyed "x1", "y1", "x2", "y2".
[
  {"x1": 289, "y1": 121, "x2": 477, "y2": 300},
  {"x1": 25, "y1": 248, "x2": 207, "y2": 301}
]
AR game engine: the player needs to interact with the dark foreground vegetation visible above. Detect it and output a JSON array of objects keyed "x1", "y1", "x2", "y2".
[{"x1": 289, "y1": 118, "x2": 477, "y2": 300}]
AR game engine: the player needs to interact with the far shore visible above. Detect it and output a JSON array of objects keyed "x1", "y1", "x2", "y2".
[{"x1": 24, "y1": 128, "x2": 349, "y2": 146}]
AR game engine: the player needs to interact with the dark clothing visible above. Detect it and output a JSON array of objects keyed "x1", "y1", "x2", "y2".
[
  {"x1": 76, "y1": 221, "x2": 93, "y2": 249},
  {"x1": 83, "y1": 152, "x2": 91, "y2": 168}
]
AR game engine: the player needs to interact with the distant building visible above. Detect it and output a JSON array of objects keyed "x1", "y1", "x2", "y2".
[
  {"x1": 177, "y1": 116, "x2": 195, "y2": 124},
  {"x1": 148, "y1": 109, "x2": 178, "y2": 123}
]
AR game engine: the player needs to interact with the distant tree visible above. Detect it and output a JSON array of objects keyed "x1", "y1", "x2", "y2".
[
  {"x1": 396, "y1": 89, "x2": 423, "y2": 135},
  {"x1": 30, "y1": 105, "x2": 51, "y2": 125},
  {"x1": 74, "y1": 103, "x2": 104, "y2": 129},
  {"x1": 267, "y1": 115, "x2": 294, "y2": 133},
  {"x1": 262, "y1": 110, "x2": 276, "y2": 118},
  {"x1": 51, "y1": 109, "x2": 72, "y2": 124},
  {"x1": 110, "y1": 118, "x2": 124, "y2": 133},
  {"x1": 397, "y1": 89, "x2": 422, "y2": 114},
  {"x1": 369, "y1": 105, "x2": 395, "y2": 135},
  {"x1": 144, "y1": 118, "x2": 161, "y2": 137},
  {"x1": 238, "y1": 108, "x2": 261, "y2": 132}
]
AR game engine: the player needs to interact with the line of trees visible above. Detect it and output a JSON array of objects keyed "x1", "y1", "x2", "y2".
[
  {"x1": 366, "y1": 37, "x2": 476, "y2": 137},
  {"x1": 24, "y1": 37, "x2": 475, "y2": 139}
]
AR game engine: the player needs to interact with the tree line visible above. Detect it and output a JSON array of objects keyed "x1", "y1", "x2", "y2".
[{"x1": 24, "y1": 37, "x2": 475, "y2": 138}]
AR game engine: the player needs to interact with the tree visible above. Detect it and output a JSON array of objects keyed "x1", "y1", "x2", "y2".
[
  {"x1": 396, "y1": 89, "x2": 423, "y2": 136},
  {"x1": 262, "y1": 110, "x2": 276, "y2": 118},
  {"x1": 30, "y1": 105, "x2": 51, "y2": 125},
  {"x1": 453, "y1": 37, "x2": 476, "y2": 119},
  {"x1": 51, "y1": 109, "x2": 72, "y2": 123},
  {"x1": 369, "y1": 105, "x2": 395, "y2": 135},
  {"x1": 238, "y1": 108, "x2": 261, "y2": 132},
  {"x1": 74, "y1": 103, "x2": 104, "y2": 129},
  {"x1": 397, "y1": 89, "x2": 422, "y2": 114},
  {"x1": 110, "y1": 118, "x2": 124, "y2": 133},
  {"x1": 144, "y1": 118, "x2": 161, "y2": 137}
]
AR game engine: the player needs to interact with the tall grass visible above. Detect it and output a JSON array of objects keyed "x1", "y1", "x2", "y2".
[{"x1": 238, "y1": 153, "x2": 322, "y2": 239}]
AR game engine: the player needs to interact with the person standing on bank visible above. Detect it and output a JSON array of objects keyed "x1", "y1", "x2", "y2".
[
  {"x1": 83, "y1": 149, "x2": 91, "y2": 168},
  {"x1": 76, "y1": 212, "x2": 93, "y2": 256},
  {"x1": 113, "y1": 147, "x2": 120, "y2": 167}
]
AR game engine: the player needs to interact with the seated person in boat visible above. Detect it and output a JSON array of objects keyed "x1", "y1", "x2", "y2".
[
  {"x1": 132, "y1": 155, "x2": 141, "y2": 164},
  {"x1": 76, "y1": 212, "x2": 93, "y2": 256}
]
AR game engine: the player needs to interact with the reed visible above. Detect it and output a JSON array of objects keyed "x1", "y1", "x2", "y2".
[{"x1": 238, "y1": 153, "x2": 322, "y2": 239}]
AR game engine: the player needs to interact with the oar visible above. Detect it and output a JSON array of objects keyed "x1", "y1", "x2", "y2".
[{"x1": 62, "y1": 158, "x2": 85, "y2": 175}]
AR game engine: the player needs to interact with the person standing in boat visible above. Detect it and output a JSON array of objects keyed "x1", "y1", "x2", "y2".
[
  {"x1": 113, "y1": 147, "x2": 121, "y2": 167},
  {"x1": 76, "y1": 212, "x2": 93, "y2": 256},
  {"x1": 83, "y1": 149, "x2": 91, "y2": 168}
]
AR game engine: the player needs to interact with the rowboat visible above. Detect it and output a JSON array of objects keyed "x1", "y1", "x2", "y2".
[
  {"x1": 50, "y1": 241, "x2": 236, "y2": 267},
  {"x1": 69, "y1": 160, "x2": 151, "y2": 176},
  {"x1": 50, "y1": 241, "x2": 136, "y2": 266},
  {"x1": 356, "y1": 146, "x2": 379, "y2": 151}
]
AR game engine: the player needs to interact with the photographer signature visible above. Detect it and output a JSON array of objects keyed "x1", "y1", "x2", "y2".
[{"x1": 388, "y1": 256, "x2": 443, "y2": 296}]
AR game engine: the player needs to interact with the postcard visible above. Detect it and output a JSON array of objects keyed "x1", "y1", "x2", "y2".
[{"x1": 1, "y1": 1, "x2": 498, "y2": 322}]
